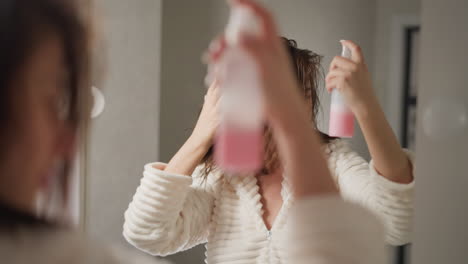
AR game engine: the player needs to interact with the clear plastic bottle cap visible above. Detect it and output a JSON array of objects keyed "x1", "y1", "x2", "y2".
[{"x1": 342, "y1": 44, "x2": 352, "y2": 59}]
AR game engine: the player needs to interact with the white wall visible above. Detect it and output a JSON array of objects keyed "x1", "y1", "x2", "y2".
[
  {"x1": 374, "y1": 0, "x2": 421, "y2": 103},
  {"x1": 158, "y1": 1, "x2": 217, "y2": 262},
  {"x1": 373, "y1": 0, "x2": 421, "y2": 142},
  {"x1": 159, "y1": 0, "x2": 217, "y2": 163},
  {"x1": 86, "y1": 0, "x2": 162, "y2": 245},
  {"x1": 411, "y1": 0, "x2": 468, "y2": 263}
]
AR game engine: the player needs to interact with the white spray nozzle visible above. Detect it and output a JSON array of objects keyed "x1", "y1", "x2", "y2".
[{"x1": 341, "y1": 44, "x2": 352, "y2": 59}]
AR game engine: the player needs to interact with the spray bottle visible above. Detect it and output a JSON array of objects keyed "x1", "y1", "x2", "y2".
[
  {"x1": 214, "y1": 5, "x2": 264, "y2": 174},
  {"x1": 329, "y1": 44, "x2": 355, "y2": 138}
]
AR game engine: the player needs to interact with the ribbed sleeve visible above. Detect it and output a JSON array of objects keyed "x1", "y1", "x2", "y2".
[
  {"x1": 327, "y1": 140, "x2": 414, "y2": 245},
  {"x1": 123, "y1": 163, "x2": 218, "y2": 256}
]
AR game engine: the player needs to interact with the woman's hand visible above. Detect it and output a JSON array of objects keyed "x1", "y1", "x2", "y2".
[
  {"x1": 325, "y1": 40, "x2": 378, "y2": 115},
  {"x1": 190, "y1": 80, "x2": 221, "y2": 147}
]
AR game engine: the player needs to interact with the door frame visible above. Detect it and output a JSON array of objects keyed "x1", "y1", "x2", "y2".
[{"x1": 386, "y1": 15, "x2": 421, "y2": 143}]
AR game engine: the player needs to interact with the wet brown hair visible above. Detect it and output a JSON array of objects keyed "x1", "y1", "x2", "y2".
[
  {"x1": 0, "y1": 0, "x2": 90, "y2": 227},
  {"x1": 200, "y1": 37, "x2": 335, "y2": 178}
]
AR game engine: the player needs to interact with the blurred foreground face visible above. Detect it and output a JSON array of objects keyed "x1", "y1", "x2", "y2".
[{"x1": 0, "y1": 32, "x2": 75, "y2": 213}]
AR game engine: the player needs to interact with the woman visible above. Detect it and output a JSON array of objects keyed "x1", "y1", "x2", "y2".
[
  {"x1": 123, "y1": 0, "x2": 414, "y2": 263},
  {"x1": 0, "y1": 1, "x2": 168, "y2": 263}
]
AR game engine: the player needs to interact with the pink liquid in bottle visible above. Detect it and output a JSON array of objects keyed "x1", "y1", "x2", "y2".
[
  {"x1": 329, "y1": 107, "x2": 355, "y2": 138},
  {"x1": 215, "y1": 124, "x2": 263, "y2": 173}
]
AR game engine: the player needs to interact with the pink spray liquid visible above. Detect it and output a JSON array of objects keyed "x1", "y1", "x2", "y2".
[
  {"x1": 329, "y1": 107, "x2": 355, "y2": 138},
  {"x1": 215, "y1": 124, "x2": 263, "y2": 174}
]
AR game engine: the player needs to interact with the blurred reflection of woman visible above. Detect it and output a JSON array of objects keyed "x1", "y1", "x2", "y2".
[{"x1": 0, "y1": 1, "x2": 168, "y2": 263}]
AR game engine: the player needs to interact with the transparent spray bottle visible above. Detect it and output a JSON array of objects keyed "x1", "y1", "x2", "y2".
[
  {"x1": 329, "y1": 44, "x2": 355, "y2": 138},
  {"x1": 214, "y1": 5, "x2": 263, "y2": 174}
]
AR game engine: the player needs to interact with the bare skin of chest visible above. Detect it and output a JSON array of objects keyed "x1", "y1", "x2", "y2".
[{"x1": 257, "y1": 171, "x2": 284, "y2": 230}]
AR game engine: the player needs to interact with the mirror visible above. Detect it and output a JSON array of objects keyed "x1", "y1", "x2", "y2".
[{"x1": 85, "y1": 1, "x2": 423, "y2": 264}]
